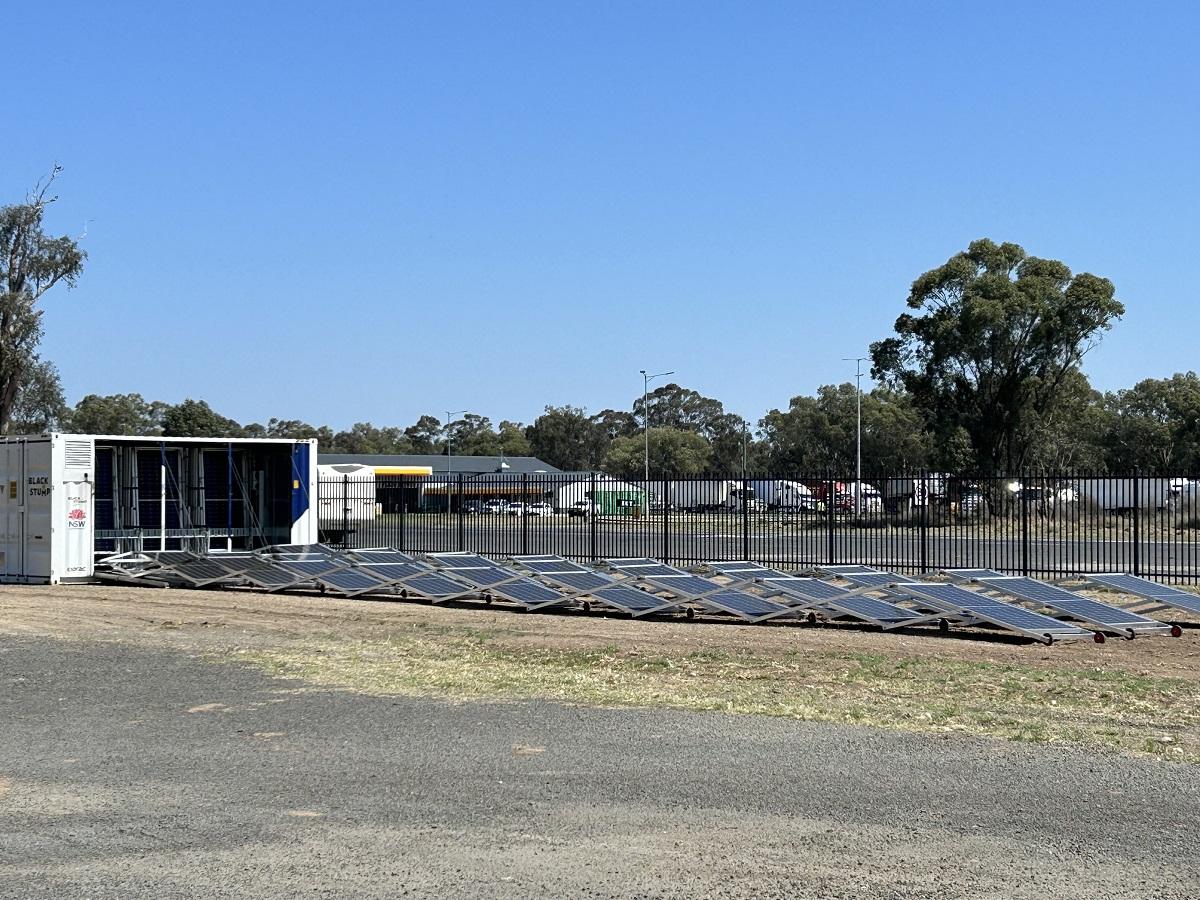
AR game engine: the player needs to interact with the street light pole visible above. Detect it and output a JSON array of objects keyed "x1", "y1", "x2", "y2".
[
  {"x1": 842, "y1": 358, "x2": 867, "y2": 517},
  {"x1": 640, "y1": 369, "x2": 674, "y2": 488}
]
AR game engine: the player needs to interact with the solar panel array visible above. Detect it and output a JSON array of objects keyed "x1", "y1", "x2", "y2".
[
  {"x1": 978, "y1": 577, "x2": 1167, "y2": 632},
  {"x1": 94, "y1": 545, "x2": 1191, "y2": 645},
  {"x1": 901, "y1": 582, "x2": 1092, "y2": 637}
]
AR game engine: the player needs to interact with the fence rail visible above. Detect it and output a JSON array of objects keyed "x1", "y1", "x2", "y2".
[{"x1": 316, "y1": 472, "x2": 1200, "y2": 582}]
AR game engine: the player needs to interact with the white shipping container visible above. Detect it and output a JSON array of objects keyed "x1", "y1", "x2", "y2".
[{"x1": 0, "y1": 434, "x2": 319, "y2": 584}]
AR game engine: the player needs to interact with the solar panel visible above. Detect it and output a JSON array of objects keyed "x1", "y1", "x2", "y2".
[
  {"x1": 1085, "y1": 574, "x2": 1200, "y2": 615},
  {"x1": 838, "y1": 572, "x2": 917, "y2": 588},
  {"x1": 943, "y1": 568, "x2": 1006, "y2": 581},
  {"x1": 316, "y1": 569, "x2": 390, "y2": 594},
  {"x1": 450, "y1": 567, "x2": 517, "y2": 587},
  {"x1": 822, "y1": 565, "x2": 883, "y2": 575},
  {"x1": 145, "y1": 551, "x2": 195, "y2": 566},
  {"x1": 403, "y1": 573, "x2": 474, "y2": 597},
  {"x1": 430, "y1": 553, "x2": 494, "y2": 568},
  {"x1": 546, "y1": 571, "x2": 612, "y2": 591},
  {"x1": 706, "y1": 561, "x2": 778, "y2": 578},
  {"x1": 980, "y1": 578, "x2": 1164, "y2": 630},
  {"x1": 702, "y1": 591, "x2": 791, "y2": 618},
  {"x1": 518, "y1": 559, "x2": 592, "y2": 575},
  {"x1": 269, "y1": 543, "x2": 341, "y2": 556},
  {"x1": 603, "y1": 558, "x2": 662, "y2": 569},
  {"x1": 212, "y1": 558, "x2": 300, "y2": 587},
  {"x1": 904, "y1": 583, "x2": 1091, "y2": 635},
  {"x1": 350, "y1": 550, "x2": 417, "y2": 564},
  {"x1": 491, "y1": 581, "x2": 568, "y2": 607},
  {"x1": 758, "y1": 577, "x2": 920, "y2": 624},
  {"x1": 593, "y1": 585, "x2": 673, "y2": 612},
  {"x1": 638, "y1": 574, "x2": 725, "y2": 596},
  {"x1": 170, "y1": 558, "x2": 234, "y2": 583},
  {"x1": 277, "y1": 560, "x2": 346, "y2": 578},
  {"x1": 355, "y1": 562, "x2": 427, "y2": 581}
]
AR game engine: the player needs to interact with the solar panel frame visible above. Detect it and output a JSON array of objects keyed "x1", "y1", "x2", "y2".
[
  {"x1": 591, "y1": 585, "x2": 685, "y2": 615},
  {"x1": 602, "y1": 559, "x2": 800, "y2": 622},
  {"x1": 712, "y1": 567, "x2": 935, "y2": 627},
  {"x1": 488, "y1": 579, "x2": 572, "y2": 609},
  {"x1": 977, "y1": 577, "x2": 1173, "y2": 636},
  {"x1": 820, "y1": 565, "x2": 884, "y2": 576},
  {"x1": 942, "y1": 568, "x2": 1006, "y2": 582},
  {"x1": 898, "y1": 582, "x2": 1095, "y2": 642},
  {"x1": 165, "y1": 558, "x2": 236, "y2": 586},
  {"x1": 837, "y1": 572, "x2": 919, "y2": 588},
  {"x1": 1080, "y1": 574, "x2": 1200, "y2": 617}
]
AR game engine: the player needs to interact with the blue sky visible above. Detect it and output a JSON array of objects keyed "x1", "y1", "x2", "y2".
[{"x1": 6, "y1": 1, "x2": 1197, "y2": 431}]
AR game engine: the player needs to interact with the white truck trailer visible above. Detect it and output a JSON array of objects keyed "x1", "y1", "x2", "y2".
[
  {"x1": 747, "y1": 479, "x2": 818, "y2": 510},
  {"x1": 1077, "y1": 477, "x2": 1175, "y2": 513},
  {"x1": 667, "y1": 479, "x2": 764, "y2": 512},
  {"x1": 0, "y1": 434, "x2": 319, "y2": 583}
]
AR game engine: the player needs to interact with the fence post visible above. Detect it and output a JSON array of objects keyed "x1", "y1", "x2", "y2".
[
  {"x1": 342, "y1": 474, "x2": 349, "y2": 550},
  {"x1": 919, "y1": 472, "x2": 928, "y2": 575},
  {"x1": 522, "y1": 472, "x2": 529, "y2": 554},
  {"x1": 662, "y1": 476, "x2": 670, "y2": 564},
  {"x1": 741, "y1": 475, "x2": 750, "y2": 562},
  {"x1": 1020, "y1": 474, "x2": 1030, "y2": 577},
  {"x1": 398, "y1": 476, "x2": 407, "y2": 552},
  {"x1": 1132, "y1": 472, "x2": 1141, "y2": 576},
  {"x1": 589, "y1": 471, "x2": 598, "y2": 562},
  {"x1": 826, "y1": 476, "x2": 836, "y2": 565},
  {"x1": 456, "y1": 474, "x2": 465, "y2": 551}
]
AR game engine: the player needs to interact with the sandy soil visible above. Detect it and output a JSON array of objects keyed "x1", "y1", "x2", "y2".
[{"x1": 2, "y1": 581, "x2": 1197, "y2": 679}]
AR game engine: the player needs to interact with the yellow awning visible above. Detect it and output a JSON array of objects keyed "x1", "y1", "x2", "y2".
[{"x1": 374, "y1": 466, "x2": 434, "y2": 476}]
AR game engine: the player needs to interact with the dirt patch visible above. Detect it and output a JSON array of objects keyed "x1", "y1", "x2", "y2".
[
  {"x1": 1, "y1": 582, "x2": 1196, "y2": 677},
  {"x1": 2, "y1": 582, "x2": 1199, "y2": 762}
]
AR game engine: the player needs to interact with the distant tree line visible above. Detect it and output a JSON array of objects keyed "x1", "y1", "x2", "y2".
[
  {"x1": 2, "y1": 182, "x2": 1193, "y2": 480},
  {"x1": 15, "y1": 367, "x2": 1200, "y2": 479}
]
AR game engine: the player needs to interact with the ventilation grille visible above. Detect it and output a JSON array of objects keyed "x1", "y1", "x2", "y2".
[{"x1": 64, "y1": 440, "x2": 92, "y2": 471}]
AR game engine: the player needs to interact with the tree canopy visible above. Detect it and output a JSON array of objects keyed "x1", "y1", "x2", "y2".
[
  {"x1": 870, "y1": 239, "x2": 1124, "y2": 473},
  {"x1": 0, "y1": 169, "x2": 86, "y2": 432}
]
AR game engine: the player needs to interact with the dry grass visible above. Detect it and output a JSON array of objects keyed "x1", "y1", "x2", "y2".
[{"x1": 236, "y1": 623, "x2": 1200, "y2": 763}]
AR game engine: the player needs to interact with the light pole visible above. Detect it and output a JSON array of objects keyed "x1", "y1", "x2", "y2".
[
  {"x1": 843, "y1": 358, "x2": 867, "y2": 517},
  {"x1": 640, "y1": 369, "x2": 674, "y2": 488},
  {"x1": 445, "y1": 409, "x2": 467, "y2": 512}
]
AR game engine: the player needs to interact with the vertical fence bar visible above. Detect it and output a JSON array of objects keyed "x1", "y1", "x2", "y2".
[
  {"x1": 1132, "y1": 472, "x2": 1141, "y2": 577},
  {"x1": 662, "y1": 476, "x2": 670, "y2": 564},
  {"x1": 826, "y1": 476, "x2": 836, "y2": 565},
  {"x1": 522, "y1": 472, "x2": 529, "y2": 555},
  {"x1": 341, "y1": 474, "x2": 349, "y2": 550},
  {"x1": 1020, "y1": 475, "x2": 1030, "y2": 577},
  {"x1": 399, "y1": 476, "x2": 407, "y2": 552},
  {"x1": 741, "y1": 475, "x2": 750, "y2": 561},
  {"x1": 585, "y1": 472, "x2": 595, "y2": 564},
  {"x1": 455, "y1": 474, "x2": 464, "y2": 551},
  {"x1": 918, "y1": 473, "x2": 928, "y2": 575}
]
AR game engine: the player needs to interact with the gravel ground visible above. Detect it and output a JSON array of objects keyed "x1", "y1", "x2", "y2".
[{"x1": 1, "y1": 635, "x2": 1198, "y2": 899}]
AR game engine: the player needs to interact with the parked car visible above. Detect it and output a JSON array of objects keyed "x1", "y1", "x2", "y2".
[
  {"x1": 568, "y1": 500, "x2": 599, "y2": 517},
  {"x1": 526, "y1": 502, "x2": 554, "y2": 517},
  {"x1": 505, "y1": 501, "x2": 527, "y2": 516},
  {"x1": 481, "y1": 499, "x2": 507, "y2": 515}
]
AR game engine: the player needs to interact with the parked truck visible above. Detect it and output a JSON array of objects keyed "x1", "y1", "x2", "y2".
[
  {"x1": 747, "y1": 479, "x2": 819, "y2": 511},
  {"x1": 667, "y1": 479, "x2": 765, "y2": 513},
  {"x1": 881, "y1": 473, "x2": 949, "y2": 513},
  {"x1": 1076, "y1": 477, "x2": 1175, "y2": 513}
]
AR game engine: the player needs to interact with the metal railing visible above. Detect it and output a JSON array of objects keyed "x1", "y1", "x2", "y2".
[{"x1": 316, "y1": 472, "x2": 1200, "y2": 582}]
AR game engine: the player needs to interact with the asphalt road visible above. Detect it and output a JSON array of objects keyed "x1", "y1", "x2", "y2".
[
  {"x1": 2, "y1": 636, "x2": 1198, "y2": 898},
  {"x1": 346, "y1": 518, "x2": 1200, "y2": 578}
]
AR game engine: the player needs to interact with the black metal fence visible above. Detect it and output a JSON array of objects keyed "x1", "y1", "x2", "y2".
[{"x1": 316, "y1": 472, "x2": 1200, "y2": 582}]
